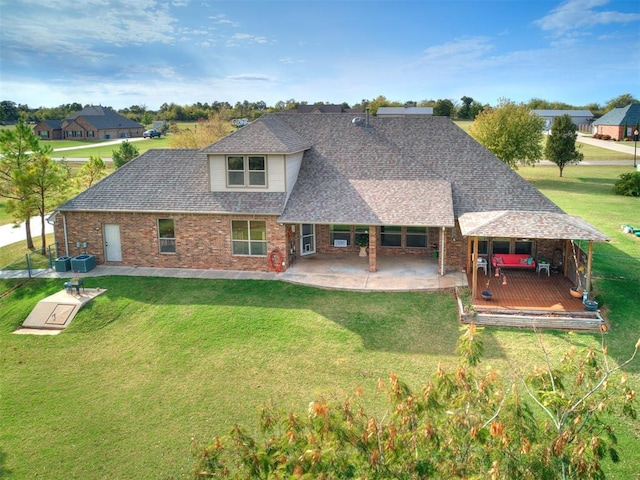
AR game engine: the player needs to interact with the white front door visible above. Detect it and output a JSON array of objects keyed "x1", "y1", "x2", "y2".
[
  {"x1": 104, "y1": 224, "x2": 122, "y2": 262},
  {"x1": 300, "y1": 224, "x2": 316, "y2": 256}
]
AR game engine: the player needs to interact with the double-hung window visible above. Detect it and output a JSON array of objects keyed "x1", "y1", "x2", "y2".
[
  {"x1": 406, "y1": 227, "x2": 427, "y2": 248},
  {"x1": 227, "y1": 155, "x2": 266, "y2": 187},
  {"x1": 232, "y1": 220, "x2": 267, "y2": 256},
  {"x1": 158, "y1": 218, "x2": 176, "y2": 253},
  {"x1": 330, "y1": 225, "x2": 351, "y2": 246},
  {"x1": 380, "y1": 226, "x2": 402, "y2": 247}
]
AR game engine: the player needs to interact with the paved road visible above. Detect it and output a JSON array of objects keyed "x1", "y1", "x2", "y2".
[{"x1": 0, "y1": 216, "x2": 54, "y2": 248}]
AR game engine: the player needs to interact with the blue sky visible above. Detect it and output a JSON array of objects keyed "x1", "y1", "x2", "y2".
[{"x1": 1, "y1": 0, "x2": 639, "y2": 110}]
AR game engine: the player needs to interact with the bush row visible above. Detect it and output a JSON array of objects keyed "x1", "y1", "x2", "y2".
[{"x1": 593, "y1": 133, "x2": 612, "y2": 140}]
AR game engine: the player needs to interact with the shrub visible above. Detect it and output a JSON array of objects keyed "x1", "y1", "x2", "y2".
[
  {"x1": 602, "y1": 134, "x2": 611, "y2": 140},
  {"x1": 614, "y1": 171, "x2": 640, "y2": 197}
]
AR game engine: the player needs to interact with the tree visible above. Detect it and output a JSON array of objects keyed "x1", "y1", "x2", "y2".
[
  {"x1": 545, "y1": 114, "x2": 584, "y2": 177},
  {"x1": 0, "y1": 120, "x2": 48, "y2": 249},
  {"x1": 23, "y1": 152, "x2": 70, "y2": 253},
  {"x1": 469, "y1": 98, "x2": 545, "y2": 168},
  {"x1": 111, "y1": 141, "x2": 140, "y2": 169},
  {"x1": 167, "y1": 114, "x2": 232, "y2": 149},
  {"x1": 605, "y1": 94, "x2": 639, "y2": 111},
  {"x1": 193, "y1": 325, "x2": 638, "y2": 479},
  {"x1": 75, "y1": 155, "x2": 107, "y2": 190},
  {"x1": 433, "y1": 98, "x2": 455, "y2": 117}
]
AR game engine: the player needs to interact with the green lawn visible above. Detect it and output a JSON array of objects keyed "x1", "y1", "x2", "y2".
[{"x1": 0, "y1": 166, "x2": 639, "y2": 479}]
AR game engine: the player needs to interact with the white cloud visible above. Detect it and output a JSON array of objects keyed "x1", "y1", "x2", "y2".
[{"x1": 534, "y1": 0, "x2": 640, "y2": 34}]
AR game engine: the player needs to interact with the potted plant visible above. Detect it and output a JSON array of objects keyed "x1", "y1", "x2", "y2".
[
  {"x1": 481, "y1": 279, "x2": 492, "y2": 301},
  {"x1": 355, "y1": 234, "x2": 369, "y2": 257}
]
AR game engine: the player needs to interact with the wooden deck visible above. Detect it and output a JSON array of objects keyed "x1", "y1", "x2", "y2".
[
  {"x1": 463, "y1": 270, "x2": 605, "y2": 331},
  {"x1": 469, "y1": 269, "x2": 585, "y2": 311}
]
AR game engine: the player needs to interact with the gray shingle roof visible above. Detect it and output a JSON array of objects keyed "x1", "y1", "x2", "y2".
[
  {"x1": 458, "y1": 211, "x2": 609, "y2": 241},
  {"x1": 57, "y1": 149, "x2": 286, "y2": 215},
  {"x1": 592, "y1": 104, "x2": 640, "y2": 126},
  {"x1": 273, "y1": 113, "x2": 561, "y2": 225},
  {"x1": 65, "y1": 105, "x2": 143, "y2": 130},
  {"x1": 58, "y1": 113, "x2": 595, "y2": 238},
  {"x1": 201, "y1": 115, "x2": 311, "y2": 154},
  {"x1": 532, "y1": 110, "x2": 593, "y2": 117}
]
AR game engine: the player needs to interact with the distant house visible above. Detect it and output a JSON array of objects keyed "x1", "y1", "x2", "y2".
[
  {"x1": 33, "y1": 105, "x2": 144, "y2": 141},
  {"x1": 377, "y1": 106, "x2": 433, "y2": 117},
  {"x1": 532, "y1": 110, "x2": 593, "y2": 130},
  {"x1": 591, "y1": 104, "x2": 640, "y2": 140},
  {"x1": 292, "y1": 104, "x2": 361, "y2": 114}
]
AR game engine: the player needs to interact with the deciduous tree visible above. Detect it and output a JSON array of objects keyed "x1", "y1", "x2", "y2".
[
  {"x1": 469, "y1": 98, "x2": 545, "y2": 168},
  {"x1": 545, "y1": 114, "x2": 584, "y2": 177},
  {"x1": 193, "y1": 325, "x2": 638, "y2": 479},
  {"x1": 75, "y1": 155, "x2": 107, "y2": 190}
]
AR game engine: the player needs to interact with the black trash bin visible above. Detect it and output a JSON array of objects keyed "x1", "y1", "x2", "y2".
[{"x1": 55, "y1": 256, "x2": 72, "y2": 273}]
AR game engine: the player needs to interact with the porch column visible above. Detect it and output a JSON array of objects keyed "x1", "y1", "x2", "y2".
[
  {"x1": 439, "y1": 227, "x2": 445, "y2": 275},
  {"x1": 368, "y1": 226, "x2": 377, "y2": 273},
  {"x1": 471, "y1": 236, "x2": 479, "y2": 299},
  {"x1": 586, "y1": 241, "x2": 594, "y2": 292}
]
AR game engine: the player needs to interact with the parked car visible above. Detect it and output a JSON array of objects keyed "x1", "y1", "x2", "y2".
[{"x1": 143, "y1": 129, "x2": 162, "y2": 138}]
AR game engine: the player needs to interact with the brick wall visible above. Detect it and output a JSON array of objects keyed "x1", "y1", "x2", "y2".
[{"x1": 54, "y1": 211, "x2": 286, "y2": 272}]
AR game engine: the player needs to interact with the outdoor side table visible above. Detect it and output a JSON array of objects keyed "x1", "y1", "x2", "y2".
[{"x1": 537, "y1": 262, "x2": 550, "y2": 277}]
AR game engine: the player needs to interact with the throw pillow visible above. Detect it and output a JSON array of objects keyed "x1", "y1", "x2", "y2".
[
  {"x1": 527, "y1": 257, "x2": 533, "y2": 265},
  {"x1": 494, "y1": 256, "x2": 504, "y2": 264},
  {"x1": 520, "y1": 258, "x2": 528, "y2": 264}
]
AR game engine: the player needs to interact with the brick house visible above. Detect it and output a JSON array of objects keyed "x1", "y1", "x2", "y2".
[
  {"x1": 53, "y1": 112, "x2": 607, "y2": 295},
  {"x1": 591, "y1": 103, "x2": 640, "y2": 140},
  {"x1": 33, "y1": 105, "x2": 144, "y2": 141}
]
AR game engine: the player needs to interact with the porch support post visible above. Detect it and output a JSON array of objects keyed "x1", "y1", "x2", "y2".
[
  {"x1": 471, "y1": 236, "x2": 479, "y2": 299},
  {"x1": 586, "y1": 240, "x2": 594, "y2": 292},
  {"x1": 368, "y1": 225, "x2": 377, "y2": 273},
  {"x1": 439, "y1": 227, "x2": 445, "y2": 276},
  {"x1": 466, "y1": 236, "x2": 472, "y2": 273}
]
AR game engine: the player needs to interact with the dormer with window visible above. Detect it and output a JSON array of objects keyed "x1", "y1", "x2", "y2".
[{"x1": 202, "y1": 115, "x2": 312, "y2": 195}]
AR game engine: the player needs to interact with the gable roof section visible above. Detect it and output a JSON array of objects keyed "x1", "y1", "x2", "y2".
[
  {"x1": 274, "y1": 113, "x2": 561, "y2": 225},
  {"x1": 592, "y1": 104, "x2": 640, "y2": 126},
  {"x1": 202, "y1": 115, "x2": 311, "y2": 154},
  {"x1": 66, "y1": 105, "x2": 143, "y2": 130},
  {"x1": 458, "y1": 211, "x2": 609, "y2": 241},
  {"x1": 532, "y1": 110, "x2": 593, "y2": 117},
  {"x1": 57, "y1": 149, "x2": 286, "y2": 215}
]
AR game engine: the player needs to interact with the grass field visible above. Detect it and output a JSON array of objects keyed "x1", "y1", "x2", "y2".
[{"x1": 0, "y1": 162, "x2": 639, "y2": 478}]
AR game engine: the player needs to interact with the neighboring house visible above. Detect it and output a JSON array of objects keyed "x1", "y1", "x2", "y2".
[
  {"x1": 292, "y1": 104, "x2": 361, "y2": 114},
  {"x1": 53, "y1": 113, "x2": 607, "y2": 297},
  {"x1": 591, "y1": 103, "x2": 640, "y2": 140},
  {"x1": 377, "y1": 107, "x2": 433, "y2": 116},
  {"x1": 33, "y1": 105, "x2": 144, "y2": 141},
  {"x1": 532, "y1": 110, "x2": 593, "y2": 130}
]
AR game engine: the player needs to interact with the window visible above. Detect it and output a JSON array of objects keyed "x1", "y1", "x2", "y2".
[
  {"x1": 330, "y1": 225, "x2": 351, "y2": 246},
  {"x1": 514, "y1": 239, "x2": 533, "y2": 255},
  {"x1": 227, "y1": 155, "x2": 266, "y2": 187},
  {"x1": 87, "y1": 131, "x2": 94, "y2": 138},
  {"x1": 158, "y1": 218, "x2": 176, "y2": 253},
  {"x1": 472, "y1": 238, "x2": 489, "y2": 255},
  {"x1": 380, "y1": 226, "x2": 401, "y2": 247},
  {"x1": 232, "y1": 220, "x2": 267, "y2": 256},
  {"x1": 406, "y1": 226, "x2": 428, "y2": 248},
  {"x1": 492, "y1": 239, "x2": 510, "y2": 254}
]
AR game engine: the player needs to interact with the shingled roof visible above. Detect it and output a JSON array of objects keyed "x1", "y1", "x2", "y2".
[
  {"x1": 58, "y1": 149, "x2": 286, "y2": 215},
  {"x1": 592, "y1": 103, "x2": 640, "y2": 127},
  {"x1": 272, "y1": 113, "x2": 561, "y2": 225},
  {"x1": 58, "y1": 113, "x2": 605, "y2": 240},
  {"x1": 64, "y1": 105, "x2": 143, "y2": 130},
  {"x1": 458, "y1": 211, "x2": 609, "y2": 241}
]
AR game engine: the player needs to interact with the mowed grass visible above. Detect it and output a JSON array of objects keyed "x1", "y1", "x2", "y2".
[{"x1": 0, "y1": 165, "x2": 639, "y2": 478}]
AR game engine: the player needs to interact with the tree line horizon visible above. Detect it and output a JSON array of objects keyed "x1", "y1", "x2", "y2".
[{"x1": 0, "y1": 93, "x2": 637, "y2": 126}]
